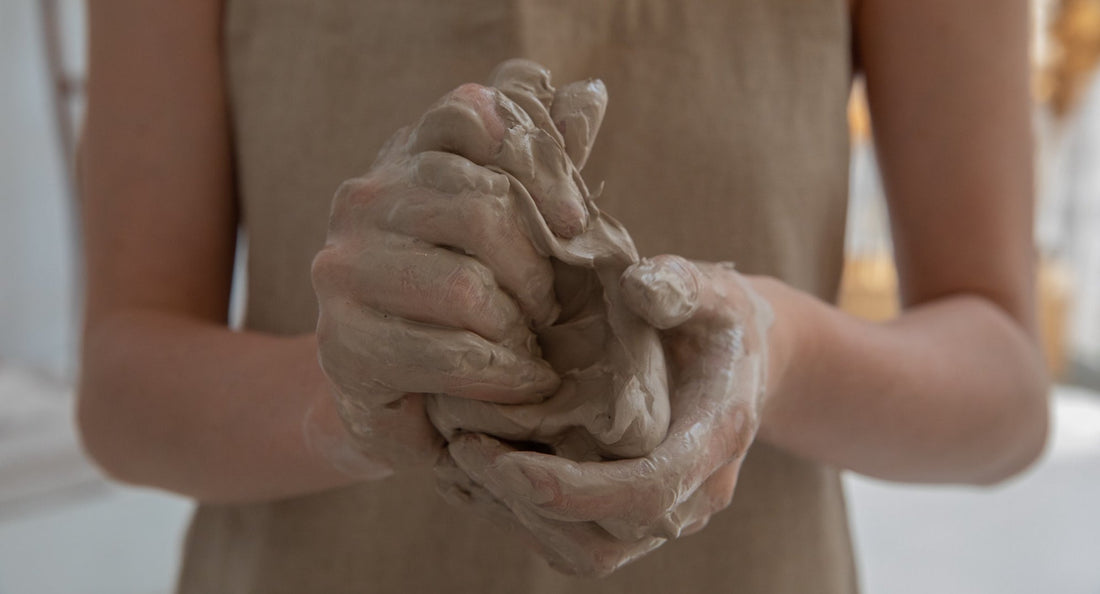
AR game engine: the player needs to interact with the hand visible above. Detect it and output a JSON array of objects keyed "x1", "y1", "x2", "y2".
[
  {"x1": 425, "y1": 61, "x2": 671, "y2": 462},
  {"x1": 309, "y1": 66, "x2": 601, "y2": 476},
  {"x1": 437, "y1": 256, "x2": 775, "y2": 576}
]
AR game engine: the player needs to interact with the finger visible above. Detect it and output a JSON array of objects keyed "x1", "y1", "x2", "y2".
[
  {"x1": 437, "y1": 442, "x2": 582, "y2": 567},
  {"x1": 619, "y1": 255, "x2": 705, "y2": 330},
  {"x1": 444, "y1": 439, "x2": 665, "y2": 577},
  {"x1": 332, "y1": 392, "x2": 444, "y2": 470},
  {"x1": 592, "y1": 460, "x2": 734, "y2": 541},
  {"x1": 487, "y1": 60, "x2": 589, "y2": 238},
  {"x1": 550, "y1": 78, "x2": 607, "y2": 170},
  {"x1": 425, "y1": 374, "x2": 586, "y2": 447},
  {"x1": 531, "y1": 446, "x2": 740, "y2": 543},
  {"x1": 493, "y1": 86, "x2": 589, "y2": 239},
  {"x1": 316, "y1": 299, "x2": 558, "y2": 404},
  {"x1": 434, "y1": 450, "x2": 516, "y2": 518},
  {"x1": 408, "y1": 83, "x2": 507, "y2": 165},
  {"x1": 488, "y1": 59, "x2": 561, "y2": 144},
  {"x1": 408, "y1": 81, "x2": 588, "y2": 238},
  {"x1": 448, "y1": 397, "x2": 749, "y2": 529},
  {"x1": 508, "y1": 504, "x2": 664, "y2": 577},
  {"x1": 408, "y1": 148, "x2": 513, "y2": 196},
  {"x1": 671, "y1": 462, "x2": 741, "y2": 538},
  {"x1": 448, "y1": 433, "x2": 682, "y2": 528},
  {"x1": 428, "y1": 363, "x2": 663, "y2": 460},
  {"x1": 438, "y1": 449, "x2": 662, "y2": 577},
  {"x1": 312, "y1": 235, "x2": 533, "y2": 348},
  {"x1": 389, "y1": 152, "x2": 559, "y2": 327},
  {"x1": 611, "y1": 461, "x2": 741, "y2": 541},
  {"x1": 435, "y1": 451, "x2": 574, "y2": 562}
]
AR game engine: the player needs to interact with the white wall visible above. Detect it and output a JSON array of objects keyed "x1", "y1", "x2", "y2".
[{"x1": 0, "y1": 0, "x2": 83, "y2": 379}]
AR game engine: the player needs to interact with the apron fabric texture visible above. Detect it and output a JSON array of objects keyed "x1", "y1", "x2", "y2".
[{"x1": 177, "y1": 1, "x2": 858, "y2": 591}]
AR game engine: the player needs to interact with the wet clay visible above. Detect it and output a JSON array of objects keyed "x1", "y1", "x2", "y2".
[{"x1": 425, "y1": 60, "x2": 670, "y2": 461}]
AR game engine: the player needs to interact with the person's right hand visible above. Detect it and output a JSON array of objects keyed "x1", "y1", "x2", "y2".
[{"x1": 311, "y1": 73, "x2": 593, "y2": 477}]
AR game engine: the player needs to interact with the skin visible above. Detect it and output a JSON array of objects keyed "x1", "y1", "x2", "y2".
[
  {"x1": 79, "y1": 0, "x2": 1046, "y2": 571},
  {"x1": 440, "y1": 256, "x2": 775, "y2": 575},
  {"x1": 425, "y1": 62, "x2": 672, "y2": 462},
  {"x1": 311, "y1": 80, "x2": 579, "y2": 476}
]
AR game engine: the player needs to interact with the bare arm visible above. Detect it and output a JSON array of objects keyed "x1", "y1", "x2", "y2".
[
  {"x1": 366, "y1": 1, "x2": 1047, "y2": 574},
  {"x1": 78, "y1": 0, "x2": 355, "y2": 501},
  {"x1": 78, "y1": 4, "x2": 570, "y2": 503},
  {"x1": 757, "y1": 0, "x2": 1047, "y2": 484}
]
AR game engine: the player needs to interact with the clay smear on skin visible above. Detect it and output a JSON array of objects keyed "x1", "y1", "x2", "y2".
[{"x1": 426, "y1": 60, "x2": 672, "y2": 462}]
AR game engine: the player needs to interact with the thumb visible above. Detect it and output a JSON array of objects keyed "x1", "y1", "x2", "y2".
[{"x1": 619, "y1": 255, "x2": 706, "y2": 330}]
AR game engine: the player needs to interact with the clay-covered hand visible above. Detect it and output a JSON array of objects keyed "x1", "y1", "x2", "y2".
[
  {"x1": 437, "y1": 256, "x2": 774, "y2": 576},
  {"x1": 310, "y1": 77, "x2": 598, "y2": 477},
  {"x1": 426, "y1": 60, "x2": 671, "y2": 461}
]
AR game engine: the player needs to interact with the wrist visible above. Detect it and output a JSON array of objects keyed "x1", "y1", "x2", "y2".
[
  {"x1": 302, "y1": 337, "x2": 396, "y2": 481},
  {"x1": 742, "y1": 276, "x2": 805, "y2": 444}
]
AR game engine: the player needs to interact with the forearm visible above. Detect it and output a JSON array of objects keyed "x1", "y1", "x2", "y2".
[
  {"x1": 753, "y1": 277, "x2": 1049, "y2": 485},
  {"x1": 78, "y1": 310, "x2": 363, "y2": 502}
]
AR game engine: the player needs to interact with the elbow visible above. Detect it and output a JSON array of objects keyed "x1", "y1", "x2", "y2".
[
  {"x1": 955, "y1": 290, "x2": 1052, "y2": 487},
  {"x1": 973, "y1": 352, "x2": 1051, "y2": 487},
  {"x1": 76, "y1": 318, "x2": 162, "y2": 490},
  {"x1": 76, "y1": 375, "x2": 146, "y2": 488},
  {"x1": 973, "y1": 405, "x2": 1048, "y2": 487}
]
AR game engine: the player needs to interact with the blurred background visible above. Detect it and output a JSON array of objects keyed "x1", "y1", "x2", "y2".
[{"x1": 1, "y1": 1, "x2": 1098, "y2": 592}]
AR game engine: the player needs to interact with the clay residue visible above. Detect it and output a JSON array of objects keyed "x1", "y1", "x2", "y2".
[{"x1": 425, "y1": 60, "x2": 670, "y2": 461}]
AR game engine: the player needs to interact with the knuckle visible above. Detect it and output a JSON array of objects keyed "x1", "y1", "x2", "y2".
[
  {"x1": 311, "y1": 244, "x2": 375, "y2": 300},
  {"x1": 636, "y1": 456, "x2": 660, "y2": 479},
  {"x1": 457, "y1": 196, "x2": 508, "y2": 242},
  {"x1": 426, "y1": 84, "x2": 504, "y2": 147},
  {"x1": 411, "y1": 152, "x2": 509, "y2": 197},
  {"x1": 316, "y1": 341, "x2": 346, "y2": 384},
  {"x1": 376, "y1": 125, "x2": 413, "y2": 160},
  {"x1": 467, "y1": 168, "x2": 511, "y2": 198},
  {"x1": 653, "y1": 488, "x2": 679, "y2": 520},
  {"x1": 632, "y1": 459, "x2": 679, "y2": 520},
  {"x1": 640, "y1": 492, "x2": 679, "y2": 529},
  {"x1": 329, "y1": 178, "x2": 383, "y2": 233},
  {"x1": 435, "y1": 341, "x2": 492, "y2": 377},
  {"x1": 439, "y1": 261, "x2": 496, "y2": 315},
  {"x1": 482, "y1": 169, "x2": 511, "y2": 196},
  {"x1": 724, "y1": 405, "x2": 757, "y2": 460},
  {"x1": 333, "y1": 178, "x2": 365, "y2": 205},
  {"x1": 310, "y1": 247, "x2": 344, "y2": 296},
  {"x1": 449, "y1": 82, "x2": 494, "y2": 104},
  {"x1": 410, "y1": 152, "x2": 461, "y2": 191},
  {"x1": 314, "y1": 313, "x2": 338, "y2": 355},
  {"x1": 410, "y1": 152, "x2": 454, "y2": 191},
  {"x1": 315, "y1": 330, "x2": 358, "y2": 394},
  {"x1": 332, "y1": 177, "x2": 380, "y2": 209}
]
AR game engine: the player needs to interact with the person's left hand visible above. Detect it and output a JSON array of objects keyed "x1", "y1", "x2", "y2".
[{"x1": 435, "y1": 255, "x2": 776, "y2": 576}]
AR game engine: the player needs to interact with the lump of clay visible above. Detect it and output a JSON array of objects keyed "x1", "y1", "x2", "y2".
[{"x1": 426, "y1": 60, "x2": 669, "y2": 461}]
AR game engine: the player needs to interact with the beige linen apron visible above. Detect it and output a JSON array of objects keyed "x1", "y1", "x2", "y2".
[{"x1": 178, "y1": 1, "x2": 858, "y2": 591}]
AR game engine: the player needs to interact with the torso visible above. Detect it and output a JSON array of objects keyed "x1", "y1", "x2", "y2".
[{"x1": 177, "y1": 2, "x2": 858, "y2": 592}]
